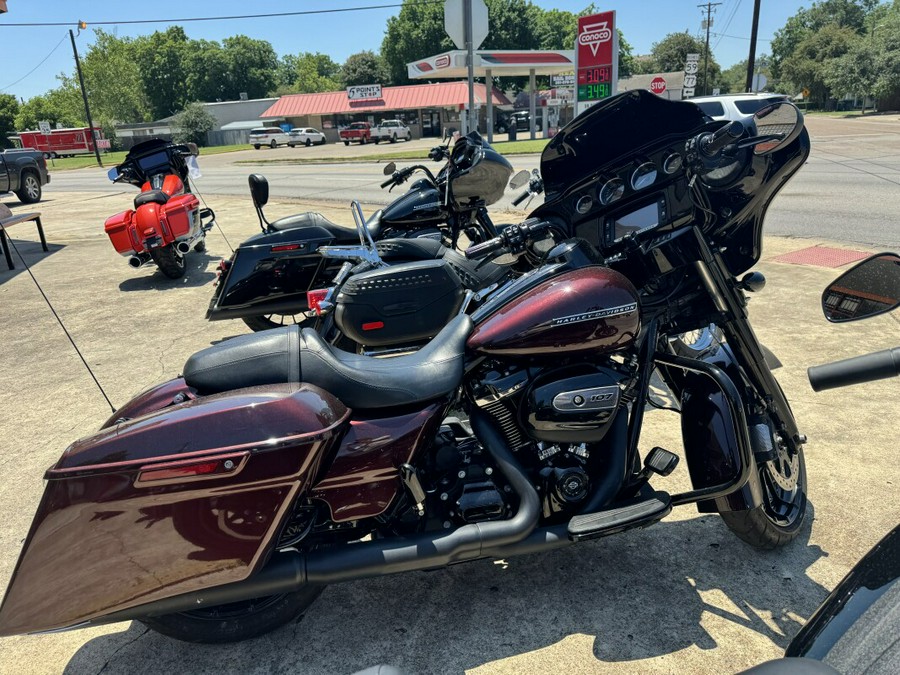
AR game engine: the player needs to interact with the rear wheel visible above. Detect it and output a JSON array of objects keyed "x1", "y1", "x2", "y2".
[
  {"x1": 194, "y1": 237, "x2": 207, "y2": 253},
  {"x1": 141, "y1": 585, "x2": 324, "y2": 644},
  {"x1": 242, "y1": 313, "x2": 313, "y2": 332},
  {"x1": 15, "y1": 172, "x2": 42, "y2": 204},
  {"x1": 305, "y1": 138, "x2": 312, "y2": 147},
  {"x1": 270, "y1": 140, "x2": 277, "y2": 149},
  {"x1": 343, "y1": 140, "x2": 350, "y2": 146},
  {"x1": 391, "y1": 134, "x2": 397, "y2": 143},
  {"x1": 151, "y1": 244, "x2": 186, "y2": 279},
  {"x1": 254, "y1": 144, "x2": 261, "y2": 150}
]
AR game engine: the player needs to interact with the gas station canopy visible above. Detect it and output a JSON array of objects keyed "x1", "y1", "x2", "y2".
[{"x1": 408, "y1": 50, "x2": 575, "y2": 79}]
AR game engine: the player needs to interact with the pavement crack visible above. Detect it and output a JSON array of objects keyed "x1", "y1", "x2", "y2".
[{"x1": 96, "y1": 625, "x2": 150, "y2": 675}]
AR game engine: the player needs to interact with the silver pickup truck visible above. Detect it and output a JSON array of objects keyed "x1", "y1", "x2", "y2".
[
  {"x1": 371, "y1": 120, "x2": 411, "y2": 144},
  {"x1": 0, "y1": 149, "x2": 50, "y2": 203}
]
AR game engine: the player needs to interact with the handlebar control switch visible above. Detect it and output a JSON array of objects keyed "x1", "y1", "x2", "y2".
[{"x1": 700, "y1": 121, "x2": 744, "y2": 157}]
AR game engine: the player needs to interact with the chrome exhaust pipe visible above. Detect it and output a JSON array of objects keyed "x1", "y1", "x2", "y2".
[
  {"x1": 175, "y1": 241, "x2": 192, "y2": 255},
  {"x1": 128, "y1": 254, "x2": 151, "y2": 268}
]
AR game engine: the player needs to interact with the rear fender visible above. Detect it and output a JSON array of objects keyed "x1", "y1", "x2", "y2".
[
  {"x1": 663, "y1": 342, "x2": 765, "y2": 513},
  {"x1": 207, "y1": 225, "x2": 338, "y2": 321},
  {"x1": 0, "y1": 383, "x2": 349, "y2": 636}
]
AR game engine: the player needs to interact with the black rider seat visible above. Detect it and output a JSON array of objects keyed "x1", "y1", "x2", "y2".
[
  {"x1": 134, "y1": 190, "x2": 170, "y2": 208},
  {"x1": 268, "y1": 210, "x2": 383, "y2": 243},
  {"x1": 182, "y1": 314, "x2": 472, "y2": 409}
]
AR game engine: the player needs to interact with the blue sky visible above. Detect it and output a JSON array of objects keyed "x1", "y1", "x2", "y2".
[{"x1": 1, "y1": 0, "x2": 815, "y2": 101}]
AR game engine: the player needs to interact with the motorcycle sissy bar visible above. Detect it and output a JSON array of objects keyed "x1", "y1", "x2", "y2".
[{"x1": 316, "y1": 200, "x2": 387, "y2": 268}]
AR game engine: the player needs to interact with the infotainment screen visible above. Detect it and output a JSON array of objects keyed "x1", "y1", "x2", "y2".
[{"x1": 613, "y1": 201, "x2": 659, "y2": 241}]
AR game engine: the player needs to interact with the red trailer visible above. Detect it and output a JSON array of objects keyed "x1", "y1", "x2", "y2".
[{"x1": 14, "y1": 127, "x2": 110, "y2": 159}]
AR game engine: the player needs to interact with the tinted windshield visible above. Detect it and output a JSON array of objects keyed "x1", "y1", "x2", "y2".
[
  {"x1": 350, "y1": 123, "x2": 367, "y2": 129},
  {"x1": 540, "y1": 90, "x2": 709, "y2": 197}
]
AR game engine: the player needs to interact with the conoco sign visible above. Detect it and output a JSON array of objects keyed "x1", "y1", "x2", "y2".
[{"x1": 575, "y1": 10, "x2": 618, "y2": 115}]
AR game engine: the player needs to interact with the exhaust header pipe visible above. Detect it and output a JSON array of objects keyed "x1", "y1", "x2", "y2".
[{"x1": 85, "y1": 411, "x2": 542, "y2": 627}]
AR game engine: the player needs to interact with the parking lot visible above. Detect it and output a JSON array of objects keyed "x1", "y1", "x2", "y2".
[{"x1": 0, "y1": 115, "x2": 898, "y2": 673}]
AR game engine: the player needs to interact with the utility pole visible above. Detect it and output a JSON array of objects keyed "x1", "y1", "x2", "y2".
[
  {"x1": 745, "y1": 0, "x2": 762, "y2": 92},
  {"x1": 69, "y1": 24, "x2": 103, "y2": 168},
  {"x1": 464, "y1": 0, "x2": 476, "y2": 133},
  {"x1": 698, "y1": 2, "x2": 722, "y2": 96}
]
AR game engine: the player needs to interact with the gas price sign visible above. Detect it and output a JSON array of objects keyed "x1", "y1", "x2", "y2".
[{"x1": 575, "y1": 11, "x2": 617, "y2": 115}]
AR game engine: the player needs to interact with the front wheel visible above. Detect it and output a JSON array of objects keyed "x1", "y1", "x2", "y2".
[
  {"x1": 150, "y1": 244, "x2": 186, "y2": 279},
  {"x1": 270, "y1": 140, "x2": 277, "y2": 149},
  {"x1": 305, "y1": 138, "x2": 312, "y2": 147},
  {"x1": 343, "y1": 140, "x2": 349, "y2": 146},
  {"x1": 721, "y1": 437, "x2": 808, "y2": 549},
  {"x1": 141, "y1": 586, "x2": 324, "y2": 644},
  {"x1": 15, "y1": 173, "x2": 42, "y2": 204}
]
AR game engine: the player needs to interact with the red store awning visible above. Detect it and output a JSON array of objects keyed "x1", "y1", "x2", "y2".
[{"x1": 261, "y1": 81, "x2": 511, "y2": 118}]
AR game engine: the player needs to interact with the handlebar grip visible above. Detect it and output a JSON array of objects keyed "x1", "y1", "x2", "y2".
[
  {"x1": 808, "y1": 347, "x2": 900, "y2": 391},
  {"x1": 512, "y1": 190, "x2": 529, "y2": 207},
  {"x1": 380, "y1": 177, "x2": 394, "y2": 189},
  {"x1": 464, "y1": 237, "x2": 504, "y2": 260},
  {"x1": 701, "y1": 120, "x2": 744, "y2": 156}
]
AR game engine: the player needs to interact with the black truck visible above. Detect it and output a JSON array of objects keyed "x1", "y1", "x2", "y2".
[{"x1": 0, "y1": 150, "x2": 50, "y2": 204}]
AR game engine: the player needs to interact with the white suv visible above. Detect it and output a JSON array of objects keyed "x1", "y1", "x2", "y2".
[
  {"x1": 690, "y1": 93, "x2": 790, "y2": 122},
  {"x1": 249, "y1": 127, "x2": 290, "y2": 149}
]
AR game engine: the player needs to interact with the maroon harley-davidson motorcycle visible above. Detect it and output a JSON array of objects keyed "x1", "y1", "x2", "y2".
[{"x1": 0, "y1": 91, "x2": 812, "y2": 643}]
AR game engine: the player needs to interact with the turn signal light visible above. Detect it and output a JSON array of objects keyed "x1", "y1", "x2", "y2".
[{"x1": 307, "y1": 288, "x2": 329, "y2": 315}]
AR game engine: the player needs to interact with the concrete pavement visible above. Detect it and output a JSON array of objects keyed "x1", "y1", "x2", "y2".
[{"x1": 0, "y1": 184, "x2": 897, "y2": 674}]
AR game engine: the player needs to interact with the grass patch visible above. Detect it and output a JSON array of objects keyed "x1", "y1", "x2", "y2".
[
  {"x1": 46, "y1": 144, "x2": 250, "y2": 171},
  {"x1": 803, "y1": 110, "x2": 881, "y2": 119},
  {"x1": 234, "y1": 138, "x2": 551, "y2": 166}
]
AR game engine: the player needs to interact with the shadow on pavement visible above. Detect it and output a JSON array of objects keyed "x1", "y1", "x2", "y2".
[
  {"x1": 116, "y1": 252, "x2": 218, "y2": 291},
  {"x1": 0, "y1": 240, "x2": 65, "y2": 285},
  {"x1": 63, "y1": 514, "x2": 828, "y2": 674}
]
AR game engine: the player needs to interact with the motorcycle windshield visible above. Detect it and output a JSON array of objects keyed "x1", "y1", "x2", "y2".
[{"x1": 540, "y1": 90, "x2": 709, "y2": 198}]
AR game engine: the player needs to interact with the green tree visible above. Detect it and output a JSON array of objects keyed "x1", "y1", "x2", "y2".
[
  {"x1": 382, "y1": 2, "x2": 455, "y2": 85},
  {"x1": 824, "y1": 41, "x2": 879, "y2": 111},
  {"x1": 274, "y1": 52, "x2": 342, "y2": 94},
  {"x1": 172, "y1": 102, "x2": 215, "y2": 146},
  {"x1": 720, "y1": 55, "x2": 771, "y2": 94},
  {"x1": 779, "y1": 23, "x2": 859, "y2": 104},
  {"x1": 341, "y1": 51, "x2": 388, "y2": 87},
  {"x1": 0, "y1": 94, "x2": 19, "y2": 148},
  {"x1": 221, "y1": 35, "x2": 278, "y2": 100},
  {"x1": 185, "y1": 40, "x2": 230, "y2": 103},
  {"x1": 14, "y1": 86, "x2": 83, "y2": 130},
  {"x1": 649, "y1": 32, "x2": 723, "y2": 94},
  {"x1": 134, "y1": 27, "x2": 191, "y2": 119}
]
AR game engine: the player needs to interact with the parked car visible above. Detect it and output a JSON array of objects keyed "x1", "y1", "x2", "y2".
[
  {"x1": 0, "y1": 149, "x2": 50, "y2": 204},
  {"x1": 371, "y1": 120, "x2": 411, "y2": 144},
  {"x1": 249, "y1": 127, "x2": 290, "y2": 150},
  {"x1": 496, "y1": 110, "x2": 544, "y2": 133},
  {"x1": 288, "y1": 128, "x2": 326, "y2": 147},
  {"x1": 690, "y1": 93, "x2": 791, "y2": 121},
  {"x1": 339, "y1": 122, "x2": 373, "y2": 146}
]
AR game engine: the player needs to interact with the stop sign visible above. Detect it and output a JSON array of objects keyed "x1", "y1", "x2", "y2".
[{"x1": 650, "y1": 77, "x2": 667, "y2": 95}]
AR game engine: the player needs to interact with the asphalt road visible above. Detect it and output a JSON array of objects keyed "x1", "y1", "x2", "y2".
[{"x1": 40, "y1": 115, "x2": 900, "y2": 248}]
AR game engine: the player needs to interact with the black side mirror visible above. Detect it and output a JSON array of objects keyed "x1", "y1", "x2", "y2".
[
  {"x1": 383, "y1": 162, "x2": 397, "y2": 176},
  {"x1": 822, "y1": 252, "x2": 900, "y2": 322},
  {"x1": 249, "y1": 174, "x2": 269, "y2": 208},
  {"x1": 752, "y1": 102, "x2": 803, "y2": 156},
  {"x1": 509, "y1": 170, "x2": 529, "y2": 190}
]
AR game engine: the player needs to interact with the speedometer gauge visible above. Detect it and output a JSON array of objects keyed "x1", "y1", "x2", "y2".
[
  {"x1": 598, "y1": 178, "x2": 625, "y2": 205},
  {"x1": 662, "y1": 153, "x2": 683, "y2": 174},
  {"x1": 631, "y1": 162, "x2": 658, "y2": 190}
]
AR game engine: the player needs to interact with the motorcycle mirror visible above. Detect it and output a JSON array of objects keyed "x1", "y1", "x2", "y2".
[
  {"x1": 492, "y1": 252, "x2": 520, "y2": 266},
  {"x1": 186, "y1": 142, "x2": 200, "y2": 156},
  {"x1": 752, "y1": 102, "x2": 803, "y2": 156},
  {"x1": 383, "y1": 162, "x2": 396, "y2": 176},
  {"x1": 509, "y1": 170, "x2": 530, "y2": 190},
  {"x1": 822, "y1": 252, "x2": 900, "y2": 323},
  {"x1": 107, "y1": 167, "x2": 120, "y2": 182},
  {"x1": 248, "y1": 173, "x2": 270, "y2": 209}
]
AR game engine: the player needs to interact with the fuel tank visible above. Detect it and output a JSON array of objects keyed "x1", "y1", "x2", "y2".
[
  {"x1": 381, "y1": 179, "x2": 448, "y2": 229},
  {"x1": 467, "y1": 266, "x2": 640, "y2": 357}
]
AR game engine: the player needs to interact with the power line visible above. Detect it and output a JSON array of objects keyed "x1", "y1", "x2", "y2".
[
  {"x1": 711, "y1": 32, "x2": 771, "y2": 42},
  {"x1": 713, "y1": 0, "x2": 742, "y2": 51},
  {"x1": 0, "y1": 1, "x2": 441, "y2": 27},
  {"x1": 0, "y1": 32, "x2": 68, "y2": 92}
]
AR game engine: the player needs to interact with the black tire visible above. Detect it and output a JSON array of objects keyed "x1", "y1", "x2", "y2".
[
  {"x1": 361, "y1": 137, "x2": 367, "y2": 145},
  {"x1": 254, "y1": 144, "x2": 261, "y2": 150},
  {"x1": 140, "y1": 585, "x2": 324, "y2": 644},
  {"x1": 670, "y1": 323, "x2": 723, "y2": 358},
  {"x1": 305, "y1": 138, "x2": 312, "y2": 147},
  {"x1": 721, "y1": 429, "x2": 808, "y2": 549},
  {"x1": 391, "y1": 134, "x2": 397, "y2": 143},
  {"x1": 194, "y1": 237, "x2": 206, "y2": 253},
  {"x1": 150, "y1": 244, "x2": 186, "y2": 279},
  {"x1": 242, "y1": 313, "x2": 313, "y2": 332},
  {"x1": 270, "y1": 140, "x2": 277, "y2": 149},
  {"x1": 15, "y1": 172, "x2": 42, "y2": 204},
  {"x1": 344, "y1": 140, "x2": 350, "y2": 146}
]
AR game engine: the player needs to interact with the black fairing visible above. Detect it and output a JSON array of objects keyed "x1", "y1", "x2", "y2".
[
  {"x1": 533, "y1": 89, "x2": 811, "y2": 275},
  {"x1": 381, "y1": 180, "x2": 448, "y2": 229},
  {"x1": 116, "y1": 138, "x2": 193, "y2": 189},
  {"x1": 786, "y1": 524, "x2": 900, "y2": 667}
]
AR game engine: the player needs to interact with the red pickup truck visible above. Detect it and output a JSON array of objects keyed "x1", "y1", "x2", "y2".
[{"x1": 339, "y1": 122, "x2": 373, "y2": 146}]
